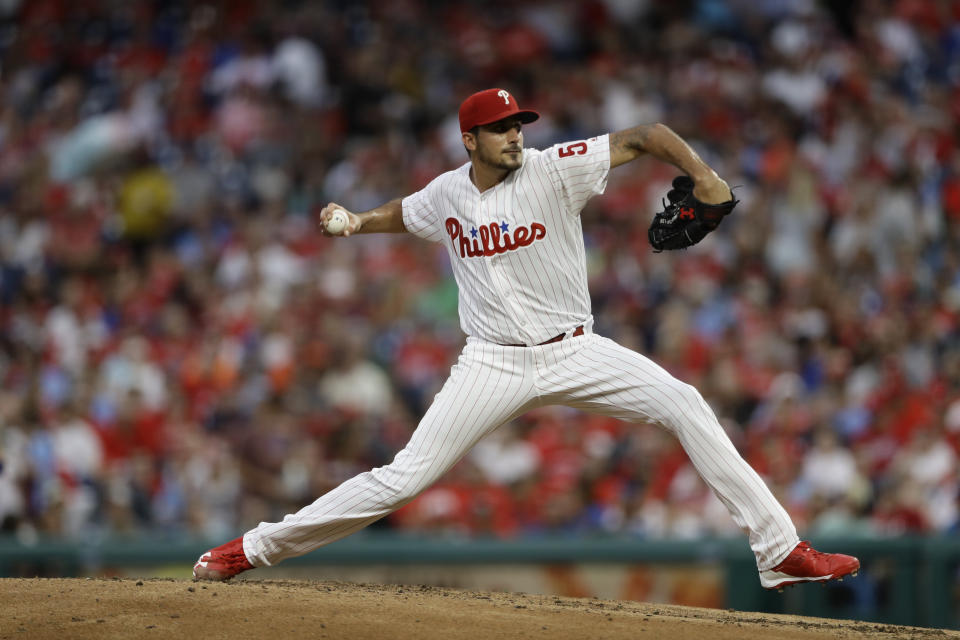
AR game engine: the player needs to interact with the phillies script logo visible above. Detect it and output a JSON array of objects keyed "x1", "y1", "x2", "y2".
[{"x1": 445, "y1": 218, "x2": 546, "y2": 259}]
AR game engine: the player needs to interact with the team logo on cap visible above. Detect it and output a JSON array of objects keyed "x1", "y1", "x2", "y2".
[
  {"x1": 445, "y1": 217, "x2": 546, "y2": 259},
  {"x1": 497, "y1": 90, "x2": 510, "y2": 104}
]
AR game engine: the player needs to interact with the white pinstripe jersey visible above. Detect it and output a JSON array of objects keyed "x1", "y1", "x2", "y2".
[{"x1": 402, "y1": 134, "x2": 610, "y2": 345}]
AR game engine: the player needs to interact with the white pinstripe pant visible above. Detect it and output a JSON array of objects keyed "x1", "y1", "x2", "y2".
[{"x1": 244, "y1": 332, "x2": 799, "y2": 571}]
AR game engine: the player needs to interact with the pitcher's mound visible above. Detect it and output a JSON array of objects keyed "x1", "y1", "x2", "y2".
[{"x1": 1, "y1": 578, "x2": 955, "y2": 640}]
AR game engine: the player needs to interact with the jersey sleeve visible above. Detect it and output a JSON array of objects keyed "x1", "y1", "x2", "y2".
[
  {"x1": 542, "y1": 133, "x2": 610, "y2": 215},
  {"x1": 401, "y1": 180, "x2": 445, "y2": 242}
]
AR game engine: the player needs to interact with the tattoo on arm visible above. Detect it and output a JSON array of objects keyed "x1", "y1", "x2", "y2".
[
  {"x1": 609, "y1": 125, "x2": 655, "y2": 168},
  {"x1": 611, "y1": 125, "x2": 652, "y2": 156},
  {"x1": 609, "y1": 123, "x2": 710, "y2": 178}
]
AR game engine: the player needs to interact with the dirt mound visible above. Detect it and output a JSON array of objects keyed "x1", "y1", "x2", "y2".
[{"x1": 1, "y1": 578, "x2": 955, "y2": 640}]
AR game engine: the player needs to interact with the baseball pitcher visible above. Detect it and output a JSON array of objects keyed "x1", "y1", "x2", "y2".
[{"x1": 194, "y1": 88, "x2": 859, "y2": 591}]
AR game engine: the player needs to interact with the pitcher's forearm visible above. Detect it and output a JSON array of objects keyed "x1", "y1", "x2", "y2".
[
  {"x1": 610, "y1": 124, "x2": 713, "y2": 177},
  {"x1": 356, "y1": 198, "x2": 406, "y2": 233},
  {"x1": 609, "y1": 124, "x2": 730, "y2": 201}
]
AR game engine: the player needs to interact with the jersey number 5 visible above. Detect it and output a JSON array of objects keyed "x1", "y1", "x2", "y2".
[{"x1": 558, "y1": 142, "x2": 587, "y2": 158}]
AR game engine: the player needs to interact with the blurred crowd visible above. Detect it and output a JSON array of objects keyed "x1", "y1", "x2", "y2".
[{"x1": 1, "y1": 0, "x2": 959, "y2": 546}]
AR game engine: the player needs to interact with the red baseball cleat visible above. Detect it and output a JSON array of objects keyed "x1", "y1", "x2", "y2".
[
  {"x1": 760, "y1": 541, "x2": 860, "y2": 591},
  {"x1": 193, "y1": 536, "x2": 254, "y2": 581}
]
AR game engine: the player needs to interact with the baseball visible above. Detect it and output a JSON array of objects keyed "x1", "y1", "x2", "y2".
[{"x1": 326, "y1": 209, "x2": 349, "y2": 234}]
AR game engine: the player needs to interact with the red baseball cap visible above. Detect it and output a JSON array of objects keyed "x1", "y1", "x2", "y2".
[{"x1": 458, "y1": 88, "x2": 540, "y2": 133}]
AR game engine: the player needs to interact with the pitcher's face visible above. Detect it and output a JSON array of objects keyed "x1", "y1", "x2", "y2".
[{"x1": 465, "y1": 116, "x2": 524, "y2": 171}]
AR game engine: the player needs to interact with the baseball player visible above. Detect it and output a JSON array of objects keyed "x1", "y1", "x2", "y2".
[{"x1": 194, "y1": 88, "x2": 859, "y2": 591}]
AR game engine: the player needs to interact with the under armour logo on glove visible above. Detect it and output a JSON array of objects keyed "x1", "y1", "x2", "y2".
[{"x1": 648, "y1": 176, "x2": 738, "y2": 252}]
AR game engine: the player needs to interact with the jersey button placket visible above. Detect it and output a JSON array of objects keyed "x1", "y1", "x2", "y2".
[
  {"x1": 495, "y1": 259, "x2": 529, "y2": 334},
  {"x1": 483, "y1": 197, "x2": 533, "y2": 340}
]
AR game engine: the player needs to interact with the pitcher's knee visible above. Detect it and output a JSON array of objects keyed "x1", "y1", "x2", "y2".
[
  {"x1": 366, "y1": 460, "x2": 433, "y2": 507},
  {"x1": 664, "y1": 382, "x2": 712, "y2": 431}
]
